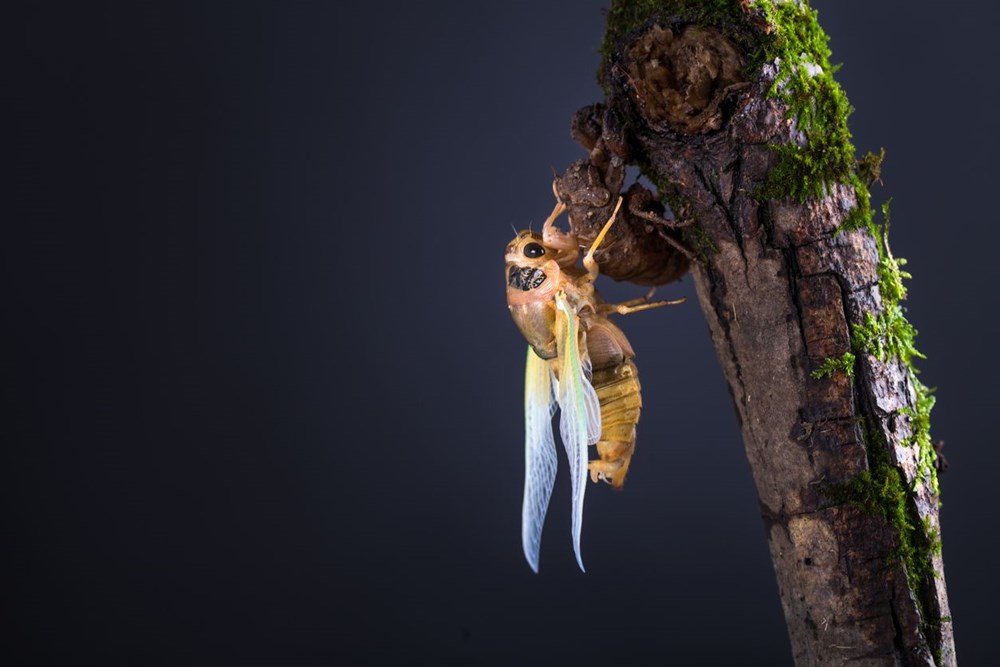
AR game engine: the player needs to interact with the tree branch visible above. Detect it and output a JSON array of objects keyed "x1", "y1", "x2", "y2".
[{"x1": 557, "y1": 2, "x2": 955, "y2": 664}]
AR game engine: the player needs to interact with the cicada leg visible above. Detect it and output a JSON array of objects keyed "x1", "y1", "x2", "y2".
[
  {"x1": 541, "y1": 199, "x2": 567, "y2": 236},
  {"x1": 599, "y1": 291, "x2": 686, "y2": 316},
  {"x1": 540, "y1": 182, "x2": 585, "y2": 272},
  {"x1": 589, "y1": 453, "x2": 629, "y2": 485},
  {"x1": 611, "y1": 287, "x2": 660, "y2": 309},
  {"x1": 582, "y1": 196, "x2": 624, "y2": 282}
]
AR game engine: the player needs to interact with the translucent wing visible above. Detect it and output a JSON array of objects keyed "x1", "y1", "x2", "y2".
[
  {"x1": 554, "y1": 293, "x2": 601, "y2": 572},
  {"x1": 522, "y1": 346, "x2": 558, "y2": 573}
]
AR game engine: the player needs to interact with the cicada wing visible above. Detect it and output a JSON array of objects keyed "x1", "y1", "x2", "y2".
[
  {"x1": 554, "y1": 293, "x2": 601, "y2": 572},
  {"x1": 522, "y1": 346, "x2": 558, "y2": 573},
  {"x1": 580, "y1": 355, "x2": 602, "y2": 448}
]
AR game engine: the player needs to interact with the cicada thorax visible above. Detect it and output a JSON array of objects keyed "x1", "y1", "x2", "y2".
[
  {"x1": 505, "y1": 230, "x2": 582, "y2": 360},
  {"x1": 583, "y1": 316, "x2": 642, "y2": 488}
]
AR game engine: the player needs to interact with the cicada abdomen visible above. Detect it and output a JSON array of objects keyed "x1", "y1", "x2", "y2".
[{"x1": 584, "y1": 319, "x2": 642, "y2": 488}]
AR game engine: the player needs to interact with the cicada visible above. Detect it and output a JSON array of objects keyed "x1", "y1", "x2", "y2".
[{"x1": 505, "y1": 194, "x2": 680, "y2": 572}]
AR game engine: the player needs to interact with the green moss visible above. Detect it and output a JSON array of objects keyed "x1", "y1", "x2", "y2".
[
  {"x1": 749, "y1": 2, "x2": 865, "y2": 214},
  {"x1": 875, "y1": 200, "x2": 911, "y2": 304},
  {"x1": 810, "y1": 351, "x2": 855, "y2": 379},
  {"x1": 844, "y1": 464, "x2": 941, "y2": 591},
  {"x1": 849, "y1": 201, "x2": 919, "y2": 365},
  {"x1": 901, "y1": 382, "x2": 939, "y2": 494},
  {"x1": 817, "y1": 418, "x2": 940, "y2": 608},
  {"x1": 841, "y1": 206, "x2": 941, "y2": 597},
  {"x1": 858, "y1": 147, "x2": 885, "y2": 187},
  {"x1": 851, "y1": 307, "x2": 922, "y2": 368},
  {"x1": 839, "y1": 183, "x2": 875, "y2": 235},
  {"x1": 757, "y1": 73, "x2": 855, "y2": 202},
  {"x1": 847, "y1": 201, "x2": 938, "y2": 494},
  {"x1": 840, "y1": 199, "x2": 940, "y2": 597}
]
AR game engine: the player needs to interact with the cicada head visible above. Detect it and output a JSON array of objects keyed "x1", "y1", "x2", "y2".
[
  {"x1": 505, "y1": 231, "x2": 573, "y2": 360},
  {"x1": 506, "y1": 232, "x2": 548, "y2": 293},
  {"x1": 504, "y1": 231, "x2": 576, "y2": 294}
]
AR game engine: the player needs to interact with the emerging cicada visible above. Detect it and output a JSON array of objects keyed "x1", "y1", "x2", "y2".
[{"x1": 505, "y1": 194, "x2": 680, "y2": 572}]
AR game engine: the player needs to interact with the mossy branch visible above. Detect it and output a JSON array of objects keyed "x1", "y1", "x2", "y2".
[{"x1": 590, "y1": 1, "x2": 954, "y2": 663}]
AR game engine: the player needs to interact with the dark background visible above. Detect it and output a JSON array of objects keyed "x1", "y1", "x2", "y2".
[{"x1": 6, "y1": 1, "x2": 998, "y2": 664}]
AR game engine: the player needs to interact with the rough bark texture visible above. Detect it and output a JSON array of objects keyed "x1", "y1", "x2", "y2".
[{"x1": 556, "y1": 1, "x2": 955, "y2": 664}]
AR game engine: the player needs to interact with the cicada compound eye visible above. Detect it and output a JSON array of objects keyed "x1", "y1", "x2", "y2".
[{"x1": 523, "y1": 242, "x2": 545, "y2": 258}]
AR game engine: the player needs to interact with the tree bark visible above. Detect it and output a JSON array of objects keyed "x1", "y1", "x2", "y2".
[{"x1": 557, "y1": 1, "x2": 955, "y2": 664}]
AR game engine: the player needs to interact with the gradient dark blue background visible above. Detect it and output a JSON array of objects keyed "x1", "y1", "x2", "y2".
[{"x1": 6, "y1": 2, "x2": 998, "y2": 664}]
